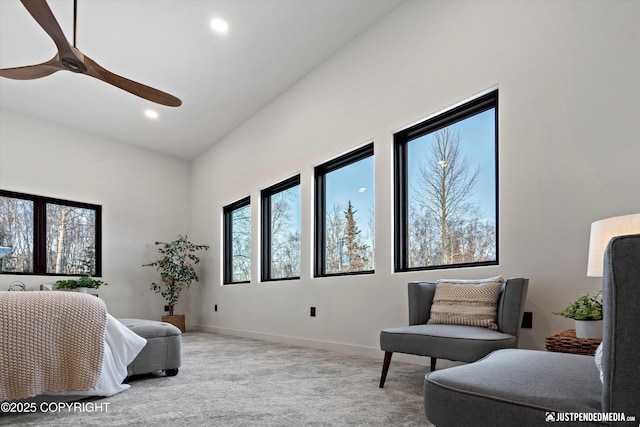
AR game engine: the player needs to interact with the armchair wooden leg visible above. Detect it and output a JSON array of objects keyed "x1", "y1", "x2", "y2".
[
  {"x1": 430, "y1": 357, "x2": 437, "y2": 372},
  {"x1": 379, "y1": 351, "x2": 393, "y2": 388}
]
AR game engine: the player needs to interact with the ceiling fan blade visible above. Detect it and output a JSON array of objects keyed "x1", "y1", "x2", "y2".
[
  {"x1": 5, "y1": 0, "x2": 182, "y2": 108},
  {"x1": 20, "y1": 0, "x2": 76, "y2": 59},
  {"x1": 0, "y1": 55, "x2": 63, "y2": 80},
  {"x1": 83, "y1": 56, "x2": 182, "y2": 107}
]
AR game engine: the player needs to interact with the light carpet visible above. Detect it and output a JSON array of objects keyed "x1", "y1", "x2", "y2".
[{"x1": 1, "y1": 332, "x2": 434, "y2": 426}]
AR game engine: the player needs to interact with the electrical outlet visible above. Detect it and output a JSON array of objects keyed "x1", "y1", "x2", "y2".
[
  {"x1": 310, "y1": 307, "x2": 316, "y2": 317},
  {"x1": 214, "y1": 304, "x2": 218, "y2": 312},
  {"x1": 164, "y1": 305, "x2": 170, "y2": 312},
  {"x1": 521, "y1": 312, "x2": 533, "y2": 328}
]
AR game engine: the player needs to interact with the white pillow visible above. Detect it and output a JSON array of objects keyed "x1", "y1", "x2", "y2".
[{"x1": 594, "y1": 342, "x2": 603, "y2": 383}]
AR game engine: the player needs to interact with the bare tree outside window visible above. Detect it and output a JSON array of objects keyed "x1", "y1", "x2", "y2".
[
  {"x1": 409, "y1": 126, "x2": 494, "y2": 266},
  {"x1": 267, "y1": 183, "x2": 300, "y2": 280},
  {"x1": 0, "y1": 191, "x2": 101, "y2": 275},
  {"x1": 231, "y1": 204, "x2": 251, "y2": 282},
  {"x1": 325, "y1": 203, "x2": 346, "y2": 273},
  {"x1": 46, "y1": 204, "x2": 97, "y2": 274},
  {"x1": 395, "y1": 91, "x2": 498, "y2": 271},
  {"x1": 224, "y1": 197, "x2": 251, "y2": 284},
  {"x1": 0, "y1": 196, "x2": 34, "y2": 272}
]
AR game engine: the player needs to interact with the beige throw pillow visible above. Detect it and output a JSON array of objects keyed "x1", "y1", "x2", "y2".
[{"x1": 427, "y1": 276, "x2": 505, "y2": 330}]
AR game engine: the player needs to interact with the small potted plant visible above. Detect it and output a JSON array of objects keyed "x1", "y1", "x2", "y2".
[
  {"x1": 143, "y1": 235, "x2": 209, "y2": 332},
  {"x1": 553, "y1": 290, "x2": 603, "y2": 338},
  {"x1": 55, "y1": 276, "x2": 108, "y2": 293}
]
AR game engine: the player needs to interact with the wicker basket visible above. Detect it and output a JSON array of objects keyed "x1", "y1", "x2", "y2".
[
  {"x1": 544, "y1": 329, "x2": 601, "y2": 356},
  {"x1": 161, "y1": 314, "x2": 186, "y2": 333}
]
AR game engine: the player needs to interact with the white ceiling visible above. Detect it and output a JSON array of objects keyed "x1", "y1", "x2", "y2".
[{"x1": 0, "y1": 0, "x2": 401, "y2": 160}]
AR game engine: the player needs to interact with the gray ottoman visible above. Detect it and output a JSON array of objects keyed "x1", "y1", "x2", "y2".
[{"x1": 119, "y1": 318, "x2": 182, "y2": 377}]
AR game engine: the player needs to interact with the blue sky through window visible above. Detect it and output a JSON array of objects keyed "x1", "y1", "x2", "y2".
[
  {"x1": 325, "y1": 156, "x2": 375, "y2": 228},
  {"x1": 407, "y1": 108, "x2": 496, "y2": 223}
]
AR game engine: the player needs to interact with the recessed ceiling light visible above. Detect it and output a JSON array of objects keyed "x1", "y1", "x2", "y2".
[
  {"x1": 144, "y1": 109, "x2": 159, "y2": 119},
  {"x1": 358, "y1": 187, "x2": 367, "y2": 193},
  {"x1": 210, "y1": 18, "x2": 229, "y2": 34}
]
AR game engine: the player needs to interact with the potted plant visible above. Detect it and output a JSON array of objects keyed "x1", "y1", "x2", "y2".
[
  {"x1": 143, "y1": 235, "x2": 209, "y2": 332},
  {"x1": 55, "y1": 276, "x2": 108, "y2": 293},
  {"x1": 553, "y1": 290, "x2": 603, "y2": 338}
]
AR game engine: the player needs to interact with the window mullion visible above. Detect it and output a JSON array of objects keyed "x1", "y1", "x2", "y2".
[
  {"x1": 394, "y1": 141, "x2": 408, "y2": 271},
  {"x1": 33, "y1": 199, "x2": 47, "y2": 273},
  {"x1": 223, "y1": 207, "x2": 233, "y2": 284},
  {"x1": 314, "y1": 170, "x2": 326, "y2": 277},
  {"x1": 260, "y1": 193, "x2": 272, "y2": 281}
]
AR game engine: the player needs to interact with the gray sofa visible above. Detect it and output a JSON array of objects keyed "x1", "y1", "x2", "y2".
[{"x1": 424, "y1": 234, "x2": 640, "y2": 426}]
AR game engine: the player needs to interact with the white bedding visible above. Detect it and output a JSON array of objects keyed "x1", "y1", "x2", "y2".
[{"x1": 48, "y1": 314, "x2": 147, "y2": 398}]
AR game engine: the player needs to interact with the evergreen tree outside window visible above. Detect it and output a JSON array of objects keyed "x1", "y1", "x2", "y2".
[
  {"x1": 394, "y1": 90, "x2": 498, "y2": 271},
  {"x1": 314, "y1": 143, "x2": 374, "y2": 277}
]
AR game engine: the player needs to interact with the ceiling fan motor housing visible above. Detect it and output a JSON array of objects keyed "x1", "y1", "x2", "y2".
[{"x1": 61, "y1": 56, "x2": 87, "y2": 73}]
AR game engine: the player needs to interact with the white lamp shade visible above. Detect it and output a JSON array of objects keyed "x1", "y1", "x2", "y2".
[{"x1": 587, "y1": 213, "x2": 640, "y2": 276}]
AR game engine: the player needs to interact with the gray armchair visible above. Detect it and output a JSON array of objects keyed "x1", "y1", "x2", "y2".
[
  {"x1": 379, "y1": 277, "x2": 528, "y2": 388},
  {"x1": 424, "y1": 234, "x2": 640, "y2": 426}
]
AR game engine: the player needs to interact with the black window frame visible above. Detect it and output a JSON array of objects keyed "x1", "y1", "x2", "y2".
[
  {"x1": 394, "y1": 90, "x2": 499, "y2": 272},
  {"x1": 0, "y1": 189, "x2": 102, "y2": 276},
  {"x1": 261, "y1": 175, "x2": 301, "y2": 282},
  {"x1": 223, "y1": 196, "x2": 251, "y2": 285},
  {"x1": 314, "y1": 143, "x2": 375, "y2": 278}
]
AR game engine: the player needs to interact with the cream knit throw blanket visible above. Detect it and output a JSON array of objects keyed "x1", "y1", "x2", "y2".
[{"x1": 0, "y1": 291, "x2": 107, "y2": 401}]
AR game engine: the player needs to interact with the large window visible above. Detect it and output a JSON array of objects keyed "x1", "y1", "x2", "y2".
[
  {"x1": 223, "y1": 197, "x2": 251, "y2": 284},
  {"x1": 394, "y1": 90, "x2": 498, "y2": 271},
  {"x1": 261, "y1": 176, "x2": 301, "y2": 281},
  {"x1": 0, "y1": 190, "x2": 102, "y2": 276},
  {"x1": 314, "y1": 143, "x2": 374, "y2": 277}
]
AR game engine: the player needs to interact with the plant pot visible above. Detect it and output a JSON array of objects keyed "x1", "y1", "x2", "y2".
[
  {"x1": 76, "y1": 287, "x2": 89, "y2": 293},
  {"x1": 574, "y1": 320, "x2": 603, "y2": 339},
  {"x1": 162, "y1": 314, "x2": 186, "y2": 333}
]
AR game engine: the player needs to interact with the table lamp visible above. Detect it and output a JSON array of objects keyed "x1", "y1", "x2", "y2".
[{"x1": 587, "y1": 213, "x2": 640, "y2": 277}]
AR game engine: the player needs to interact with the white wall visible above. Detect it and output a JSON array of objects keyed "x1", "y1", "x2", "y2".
[
  {"x1": 189, "y1": 0, "x2": 640, "y2": 361},
  {"x1": 0, "y1": 109, "x2": 191, "y2": 319}
]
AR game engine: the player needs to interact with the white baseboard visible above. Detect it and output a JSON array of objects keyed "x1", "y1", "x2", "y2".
[
  {"x1": 190, "y1": 323, "x2": 380, "y2": 358},
  {"x1": 187, "y1": 323, "x2": 461, "y2": 368}
]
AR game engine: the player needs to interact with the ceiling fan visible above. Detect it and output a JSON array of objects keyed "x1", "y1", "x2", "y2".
[{"x1": 0, "y1": 0, "x2": 182, "y2": 107}]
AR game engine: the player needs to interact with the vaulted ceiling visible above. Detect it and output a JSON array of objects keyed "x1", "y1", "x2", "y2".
[{"x1": 0, "y1": 0, "x2": 401, "y2": 160}]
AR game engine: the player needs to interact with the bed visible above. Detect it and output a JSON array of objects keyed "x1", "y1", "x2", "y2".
[{"x1": 0, "y1": 291, "x2": 146, "y2": 401}]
